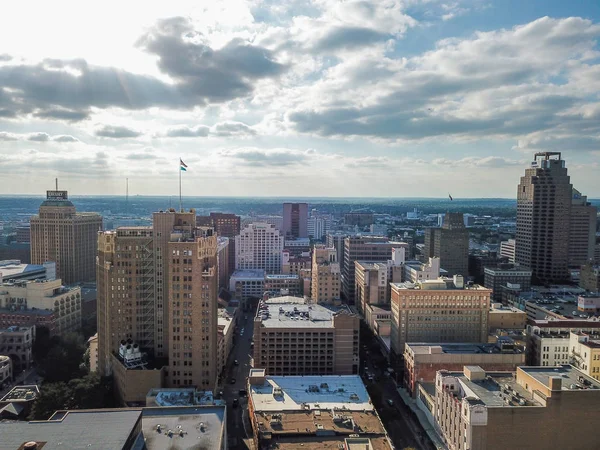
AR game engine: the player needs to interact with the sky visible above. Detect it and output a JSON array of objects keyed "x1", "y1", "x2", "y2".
[{"x1": 1, "y1": 0, "x2": 600, "y2": 198}]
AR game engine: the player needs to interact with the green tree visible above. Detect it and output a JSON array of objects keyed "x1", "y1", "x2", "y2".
[
  {"x1": 28, "y1": 382, "x2": 72, "y2": 420},
  {"x1": 69, "y1": 373, "x2": 113, "y2": 410},
  {"x1": 37, "y1": 332, "x2": 86, "y2": 383}
]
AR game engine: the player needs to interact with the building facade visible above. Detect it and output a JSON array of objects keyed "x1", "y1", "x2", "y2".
[
  {"x1": 483, "y1": 264, "x2": 532, "y2": 303},
  {"x1": 580, "y1": 263, "x2": 600, "y2": 292},
  {"x1": 30, "y1": 189, "x2": 102, "y2": 285},
  {"x1": 235, "y1": 222, "x2": 284, "y2": 274},
  {"x1": 252, "y1": 296, "x2": 360, "y2": 376},
  {"x1": 423, "y1": 212, "x2": 469, "y2": 278},
  {"x1": 311, "y1": 245, "x2": 341, "y2": 304},
  {"x1": 283, "y1": 203, "x2": 308, "y2": 239},
  {"x1": 499, "y1": 239, "x2": 516, "y2": 263},
  {"x1": 0, "y1": 325, "x2": 34, "y2": 373},
  {"x1": 390, "y1": 278, "x2": 490, "y2": 356},
  {"x1": 197, "y1": 212, "x2": 240, "y2": 277}
]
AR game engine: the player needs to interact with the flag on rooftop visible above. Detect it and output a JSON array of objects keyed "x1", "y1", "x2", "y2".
[{"x1": 180, "y1": 159, "x2": 188, "y2": 171}]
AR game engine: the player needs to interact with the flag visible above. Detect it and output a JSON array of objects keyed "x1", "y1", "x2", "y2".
[
  {"x1": 449, "y1": 194, "x2": 453, "y2": 201},
  {"x1": 180, "y1": 159, "x2": 188, "y2": 171}
]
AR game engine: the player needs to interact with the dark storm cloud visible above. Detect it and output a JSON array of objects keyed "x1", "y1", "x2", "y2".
[
  {"x1": 137, "y1": 17, "x2": 287, "y2": 102},
  {"x1": 95, "y1": 125, "x2": 142, "y2": 138},
  {"x1": 165, "y1": 125, "x2": 210, "y2": 137},
  {"x1": 315, "y1": 27, "x2": 390, "y2": 51}
]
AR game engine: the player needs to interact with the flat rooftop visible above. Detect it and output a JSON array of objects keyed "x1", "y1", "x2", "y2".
[
  {"x1": 407, "y1": 342, "x2": 523, "y2": 355},
  {"x1": 250, "y1": 375, "x2": 373, "y2": 412},
  {"x1": 231, "y1": 269, "x2": 266, "y2": 279},
  {"x1": 0, "y1": 261, "x2": 45, "y2": 279},
  {"x1": 1, "y1": 385, "x2": 39, "y2": 402},
  {"x1": 0, "y1": 406, "x2": 226, "y2": 450},
  {"x1": 521, "y1": 365, "x2": 600, "y2": 391},
  {"x1": 265, "y1": 274, "x2": 300, "y2": 280},
  {"x1": 257, "y1": 301, "x2": 352, "y2": 329}
]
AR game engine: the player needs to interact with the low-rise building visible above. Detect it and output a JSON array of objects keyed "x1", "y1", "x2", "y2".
[
  {"x1": 0, "y1": 405, "x2": 227, "y2": 449},
  {"x1": 404, "y1": 342, "x2": 525, "y2": 397},
  {"x1": 252, "y1": 296, "x2": 360, "y2": 376},
  {"x1": 578, "y1": 294, "x2": 600, "y2": 315},
  {"x1": 0, "y1": 384, "x2": 39, "y2": 420},
  {"x1": 483, "y1": 263, "x2": 532, "y2": 303},
  {"x1": 217, "y1": 307, "x2": 237, "y2": 376},
  {"x1": 0, "y1": 325, "x2": 34, "y2": 373},
  {"x1": 419, "y1": 365, "x2": 600, "y2": 450},
  {"x1": 0, "y1": 260, "x2": 50, "y2": 282},
  {"x1": 230, "y1": 269, "x2": 266, "y2": 305},
  {"x1": 146, "y1": 388, "x2": 222, "y2": 407},
  {"x1": 264, "y1": 274, "x2": 302, "y2": 298},
  {"x1": 0, "y1": 278, "x2": 82, "y2": 335},
  {"x1": 247, "y1": 369, "x2": 393, "y2": 450},
  {"x1": 569, "y1": 331, "x2": 600, "y2": 380},
  {"x1": 488, "y1": 303, "x2": 527, "y2": 331}
]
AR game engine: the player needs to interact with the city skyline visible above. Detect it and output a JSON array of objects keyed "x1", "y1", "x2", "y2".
[{"x1": 2, "y1": 1, "x2": 600, "y2": 197}]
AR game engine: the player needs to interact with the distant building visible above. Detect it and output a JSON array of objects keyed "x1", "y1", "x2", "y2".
[
  {"x1": 236, "y1": 222, "x2": 284, "y2": 274},
  {"x1": 326, "y1": 232, "x2": 350, "y2": 270},
  {"x1": 30, "y1": 188, "x2": 102, "y2": 285},
  {"x1": 282, "y1": 254, "x2": 311, "y2": 276},
  {"x1": 311, "y1": 245, "x2": 341, "y2": 304},
  {"x1": 283, "y1": 237, "x2": 310, "y2": 256},
  {"x1": 196, "y1": 212, "x2": 240, "y2": 277},
  {"x1": 252, "y1": 296, "x2": 359, "y2": 376},
  {"x1": 283, "y1": 202, "x2": 308, "y2": 239},
  {"x1": 500, "y1": 239, "x2": 516, "y2": 263},
  {"x1": 423, "y1": 212, "x2": 469, "y2": 278},
  {"x1": 344, "y1": 212, "x2": 374, "y2": 227},
  {"x1": 216, "y1": 237, "x2": 230, "y2": 290},
  {"x1": 229, "y1": 269, "x2": 266, "y2": 304},
  {"x1": 15, "y1": 226, "x2": 30, "y2": 244},
  {"x1": 264, "y1": 274, "x2": 302, "y2": 298},
  {"x1": 0, "y1": 406, "x2": 227, "y2": 449},
  {"x1": 0, "y1": 325, "x2": 35, "y2": 373},
  {"x1": 390, "y1": 278, "x2": 490, "y2": 356},
  {"x1": 403, "y1": 342, "x2": 525, "y2": 397},
  {"x1": 247, "y1": 370, "x2": 393, "y2": 450},
  {"x1": 307, "y1": 215, "x2": 330, "y2": 240},
  {"x1": 419, "y1": 365, "x2": 600, "y2": 450},
  {"x1": 483, "y1": 264, "x2": 532, "y2": 303},
  {"x1": 0, "y1": 355, "x2": 12, "y2": 387},
  {"x1": 580, "y1": 263, "x2": 600, "y2": 292}
]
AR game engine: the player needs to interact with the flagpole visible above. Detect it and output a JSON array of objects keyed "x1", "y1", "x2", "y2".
[{"x1": 179, "y1": 157, "x2": 182, "y2": 212}]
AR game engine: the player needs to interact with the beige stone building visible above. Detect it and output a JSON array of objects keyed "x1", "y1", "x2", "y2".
[
  {"x1": 217, "y1": 307, "x2": 237, "y2": 377},
  {"x1": 247, "y1": 370, "x2": 393, "y2": 450},
  {"x1": 236, "y1": 222, "x2": 284, "y2": 274},
  {"x1": 30, "y1": 189, "x2": 102, "y2": 285},
  {"x1": 488, "y1": 303, "x2": 527, "y2": 331},
  {"x1": 0, "y1": 325, "x2": 34, "y2": 372},
  {"x1": 167, "y1": 229, "x2": 219, "y2": 391},
  {"x1": 0, "y1": 278, "x2": 81, "y2": 335},
  {"x1": 252, "y1": 296, "x2": 360, "y2": 376},
  {"x1": 390, "y1": 277, "x2": 490, "y2": 356},
  {"x1": 421, "y1": 365, "x2": 600, "y2": 450},
  {"x1": 88, "y1": 333, "x2": 98, "y2": 373},
  {"x1": 311, "y1": 245, "x2": 341, "y2": 304},
  {"x1": 404, "y1": 342, "x2": 525, "y2": 397}
]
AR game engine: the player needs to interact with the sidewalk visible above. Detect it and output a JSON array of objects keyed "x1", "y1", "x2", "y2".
[{"x1": 396, "y1": 386, "x2": 447, "y2": 450}]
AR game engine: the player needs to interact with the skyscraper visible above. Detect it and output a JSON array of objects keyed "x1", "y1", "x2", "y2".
[
  {"x1": 31, "y1": 188, "x2": 102, "y2": 285},
  {"x1": 311, "y1": 245, "x2": 341, "y2": 303},
  {"x1": 516, "y1": 152, "x2": 596, "y2": 284},
  {"x1": 283, "y1": 203, "x2": 308, "y2": 239},
  {"x1": 235, "y1": 222, "x2": 284, "y2": 274},
  {"x1": 423, "y1": 212, "x2": 469, "y2": 278}
]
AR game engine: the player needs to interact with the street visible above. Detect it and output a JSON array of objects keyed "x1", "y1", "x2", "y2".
[
  {"x1": 0, "y1": 366, "x2": 40, "y2": 400},
  {"x1": 222, "y1": 311, "x2": 255, "y2": 450}
]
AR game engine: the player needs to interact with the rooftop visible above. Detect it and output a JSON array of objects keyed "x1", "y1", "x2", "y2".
[
  {"x1": 0, "y1": 385, "x2": 39, "y2": 402},
  {"x1": 520, "y1": 365, "x2": 600, "y2": 391},
  {"x1": 231, "y1": 269, "x2": 266, "y2": 279},
  {"x1": 265, "y1": 274, "x2": 300, "y2": 280},
  {"x1": 256, "y1": 298, "x2": 353, "y2": 328},
  {"x1": 249, "y1": 375, "x2": 373, "y2": 412},
  {"x1": 0, "y1": 260, "x2": 46, "y2": 280},
  {"x1": 407, "y1": 342, "x2": 523, "y2": 356},
  {"x1": 146, "y1": 388, "x2": 222, "y2": 407},
  {"x1": 0, "y1": 406, "x2": 226, "y2": 450}
]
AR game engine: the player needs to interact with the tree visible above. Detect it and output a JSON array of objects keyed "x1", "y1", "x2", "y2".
[
  {"x1": 28, "y1": 382, "x2": 72, "y2": 420},
  {"x1": 69, "y1": 373, "x2": 114, "y2": 410},
  {"x1": 37, "y1": 332, "x2": 86, "y2": 383}
]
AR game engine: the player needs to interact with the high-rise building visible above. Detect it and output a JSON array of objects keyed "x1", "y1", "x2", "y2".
[
  {"x1": 196, "y1": 213, "x2": 240, "y2": 277},
  {"x1": 516, "y1": 152, "x2": 596, "y2": 284},
  {"x1": 283, "y1": 203, "x2": 308, "y2": 239},
  {"x1": 311, "y1": 245, "x2": 341, "y2": 303},
  {"x1": 30, "y1": 189, "x2": 102, "y2": 285},
  {"x1": 235, "y1": 223, "x2": 284, "y2": 274},
  {"x1": 423, "y1": 212, "x2": 469, "y2": 278},
  {"x1": 341, "y1": 236, "x2": 402, "y2": 304},
  {"x1": 167, "y1": 228, "x2": 218, "y2": 390},
  {"x1": 326, "y1": 233, "x2": 350, "y2": 271},
  {"x1": 390, "y1": 277, "x2": 490, "y2": 356},
  {"x1": 307, "y1": 215, "x2": 331, "y2": 240}
]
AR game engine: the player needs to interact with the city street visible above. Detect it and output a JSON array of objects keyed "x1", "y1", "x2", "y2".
[
  {"x1": 0, "y1": 366, "x2": 40, "y2": 400},
  {"x1": 222, "y1": 311, "x2": 255, "y2": 450}
]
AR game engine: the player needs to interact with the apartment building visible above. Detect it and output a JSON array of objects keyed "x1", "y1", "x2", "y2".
[
  {"x1": 311, "y1": 245, "x2": 341, "y2": 304},
  {"x1": 0, "y1": 325, "x2": 34, "y2": 372},
  {"x1": 0, "y1": 278, "x2": 81, "y2": 335},
  {"x1": 30, "y1": 189, "x2": 102, "y2": 285},
  {"x1": 404, "y1": 342, "x2": 525, "y2": 397},
  {"x1": 252, "y1": 296, "x2": 359, "y2": 376},
  {"x1": 236, "y1": 222, "x2": 284, "y2": 274},
  {"x1": 483, "y1": 264, "x2": 532, "y2": 303},
  {"x1": 167, "y1": 229, "x2": 219, "y2": 391},
  {"x1": 247, "y1": 370, "x2": 393, "y2": 450},
  {"x1": 421, "y1": 365, "x2": 600, "y2": 450},
  {"x1": 390, "y1": 277, "x2": 490, "y2": 356}
]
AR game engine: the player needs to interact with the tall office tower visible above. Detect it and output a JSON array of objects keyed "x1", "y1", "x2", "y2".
[
  {"x1": 423, "y1": 213, "x2": 469, "y2": 278},
  {"x1": 326, "y1": 233, "x2": 348, "y2": 268},
  {"x1": 235, "y1": 223, "x2": 284, "y2": 274},
  {"x1": 196, "y1": 213, "x2": 241, "y2": 276},
  {"x1": 516, "y1": 153, "x2": 595, "y2": 284},
  {"x1": 167, "y1": 228, "x2": 218, "y2": 390},
  {"x1": 307, "y1": 216, "x2": 331, "y2": 241},
  {"x1": 569, "y1": 190, "x2": 597, "y2": 267},
  {"x1": 31, "y1": 189, "x2": 102, "y2": 285},
  {"x1": 311, "y1": 245, "x2": 341, "y2": 303},
  {"x1": 152, "y1": 209, "x2": 196, "y2": 358},
  {"x1": 283, "y1": 203, "x2": 308, "y2": 239},
  {"x1": 341, "y1": 236, "x2": 400, "y2": 304},
  {"x1": 97, "y1": 227, "x2": 155, "y2": 376}
]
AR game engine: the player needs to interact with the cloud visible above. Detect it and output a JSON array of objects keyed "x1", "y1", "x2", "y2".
[
  {"x1": 343, "y1": 156, "x2": 390, "y2": 168},
  {"x1": 0, "y1": 54, "x2": 11, "y2": 61},
  {"x1": 211, "y1": 121, "x2": 257, "y2": 137},
  {"x1": 95, "y1": 125, "x2": 142, "y2": 138},
  {"x1": 27, "y1": 132, "x2": 50, "y2": 142},
  {"x1": 53, "y1": 135, "x2": 79, "y2": 142},
  {"x1": 0, "y1": 132, "x2": 18, "y2": 141},
  {"x1": 314, "y1": 27, "x2": 391, "y2": 52},
  {"x1": 34, "y1": 108, "x2": 91, "y2": 122},
  {"x1": 218, "y1": 147, "x2": 311, "y2": 166},
  {"x1": 126, "y1": 152, "x2": 158, "y2": 160},
  {"x1": 432, "y1": 156, "x2": 524, "y2": 168},
  {"x1": 165, "y1": 125, "x2": 210, "y2": 138}
]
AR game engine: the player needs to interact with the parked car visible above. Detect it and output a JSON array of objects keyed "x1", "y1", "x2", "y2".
[
  {"x1": 232, "y1": 398, "x2": 239, "y2": 408},
  {"x1": 239, "y1": 389, "x2": 247, "y2": 397},
  {"x1": 234, "y1": 359, "x2": 239, "y2": 366},
  {"x1": 387, "y1": 399, "x2": 394, "y2": 407}
]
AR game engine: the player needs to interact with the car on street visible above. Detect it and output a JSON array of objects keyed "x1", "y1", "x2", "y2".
[
  {"x1": 240, "y1": 328, "x2": 245, "y2": 336},
  {"x1": 230, "y1": 378, "x2": 236, "y2": 384},
  {"x1": 238, "y1": 389, "x2": 247, "y2": 397},
  {"x1": 387, "y1": 399, "x2": 394, "y2": 407},
  {"x1": 232, "y1": 398, "x2": 239, "y2": 408},
  {"x1": 234, "y1": 359, "x2": 239, "y2": 365}
]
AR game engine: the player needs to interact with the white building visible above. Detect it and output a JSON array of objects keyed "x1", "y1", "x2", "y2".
[
  {"x1": 235, "y1": 222, "x2": 284, "y2": 274},
  {"x1": 500, "y1": 239, "x2": 516, "y2": 263},
  {"x1": 404, "y1": 257, "x2": 441, "y2": 283},
  {"x1": 307, "y1": 216, "x2": 331, "y2": 240},
  {"x1": 229, "y1": 269, "x2": 266, "y2": 303}
]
